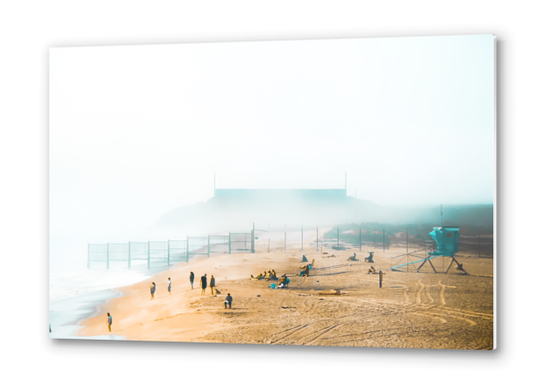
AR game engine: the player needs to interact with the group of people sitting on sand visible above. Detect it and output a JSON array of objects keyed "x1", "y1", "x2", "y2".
[
  {"x1": 250, "y1": 269, "x2": 290, "y2": 288},
  {"x1": 250, "y1": 269, "x2": 278, "y2": 281}
]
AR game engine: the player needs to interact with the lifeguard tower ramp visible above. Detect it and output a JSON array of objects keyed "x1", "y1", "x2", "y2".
[{"x1": 391, "y1": 227, "x2": 465, "y2": 274}]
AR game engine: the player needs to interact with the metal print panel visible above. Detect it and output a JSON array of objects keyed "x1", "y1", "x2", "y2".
[{"x1": 49, "y1": 34, "x2": 495, "y2": 349}]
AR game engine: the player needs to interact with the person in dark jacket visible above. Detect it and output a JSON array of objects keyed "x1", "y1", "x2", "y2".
[
  {"x1": 200, "y1": 274, "x2": 207, "y2": 296},
  {"x1": 189, "y1": 272, "x2": 195, "y2": 290},
  {"x1": 150, "y1": 282, "x2": 156, "y2": 300},
  {"x1": 168, "y1": 277, "x2": 172, "y2": 295},
  {"x1": 210, "y1": 275, "x2": 216, "y2": 295},
  {"x1": 224, "y1": 293, "x2": 232, "y2": 309}
]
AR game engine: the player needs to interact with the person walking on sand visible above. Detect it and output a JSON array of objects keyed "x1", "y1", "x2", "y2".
[
  {"x1": 106, "y1": 313, "x2": 113, "y2": 332},
  {"x1": 210, "y1": 275, "x2": 216, "y2": 295},
  {"x1": 168, "y1": 277, "x2": 172, "y2": 295},
  {"x1": 200, "y1": 274, "x2": 207, "y2": 296},
  {"x1": 224, "y1": 293, "x2": 232, "y2": 309},
  {"x1": 189, "y1": 272, "x2": 195, "y2": 290},
  {"x1": 150, "y1": 282, "x2": 156, "y2": 300}
]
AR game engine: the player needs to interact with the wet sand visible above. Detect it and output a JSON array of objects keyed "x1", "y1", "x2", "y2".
[{"x1": 78, "y1": 244, "x2": 494, "y2": 350}]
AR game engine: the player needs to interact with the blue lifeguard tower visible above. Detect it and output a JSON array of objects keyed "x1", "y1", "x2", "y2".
[
  {"x1": 416, "y1": 226, "x2": 464, "y2": 273},
  {"x1": 391, "y1": 226, "x2": 466, "y2": 274}
]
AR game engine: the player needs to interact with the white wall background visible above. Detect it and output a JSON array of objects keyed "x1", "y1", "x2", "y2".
[{"x1": 0, "y1": 0, "x2": 538, "y2": 383}]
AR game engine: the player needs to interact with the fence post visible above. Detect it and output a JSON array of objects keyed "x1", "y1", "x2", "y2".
[
  {"x1": 251, "y1": 222, "x2": 255, "y2": 254},
  {"x1": 316, "y1": 226, "x2": 319, "y2": 252},
  {"x1": 359, "y1": 224, "x2": 362, "y2": 251},
  {"x1": 128, "y1": 242, "x2": 131, "y2": 270},
  {"x1": 168, "y1": 240, "x2": 171, "y2": 265},
  {"x1": 228, "y1": 233, "x2": 231, "y2": 254},
  {"x1": 208, "y1": 235, "x2": 211, "y2": 258},
  {"x1": 406, "y1": 229, "x2": 408, "y2": 254},
  {"x1": 284, "y1": 225, "x2": 286, "y2": 252},
  {"x1": 187, "y1": 237, "x2": 190, "y2": 260},
  {"x1": 383, "y1": 229, "x2": 385, "y2": 252},
  {"x1": 147, "y1": 241, "x2": 150, "y2": 269},
  {"x1": 107, "y1": 243, "x2": 110, "y2": 269},
  {"x1": 301, "y1": 225, "x2": 303, "y2": 251}
]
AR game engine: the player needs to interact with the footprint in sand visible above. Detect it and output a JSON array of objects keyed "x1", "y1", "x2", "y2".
[
  {"x1": 437, "y1": 281, "x2": 457, "y2": 306},
  {"x1": 425, "y1": 290, "x2": 434, "y2": 305},
  {"x1": 416, "y1": 281, "x2": 424, "y2": 304},
  {"x1": 402, "y1": 287, "x2": 409, "y2": 303}
]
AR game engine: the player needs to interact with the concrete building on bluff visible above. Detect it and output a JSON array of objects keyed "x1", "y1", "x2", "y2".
[{"x1": 213, "y1": 188, "x2": 347, "y2": 201}]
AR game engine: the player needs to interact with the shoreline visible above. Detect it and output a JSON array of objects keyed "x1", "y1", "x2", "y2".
[
  {"x1": 49, "y1": 263, "x2": 173, "y2": 339},
  {"x1": 49, "y1": 289, "x2": 122, "y2": 339}
]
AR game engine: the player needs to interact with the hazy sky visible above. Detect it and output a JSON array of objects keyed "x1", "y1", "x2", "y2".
[{"x1": 50, "y1": 35, "x2": 494, "y2": 238}]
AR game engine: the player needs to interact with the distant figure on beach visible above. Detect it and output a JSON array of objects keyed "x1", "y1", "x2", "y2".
[
  {"x1": 190, "y1": 272, "x2": 195, "y2": 290},
  {"x1": 150, "y1": 282, "x2": 156, "y2": 300},
  {"x1": 200, "y1": 274, "x2": 207, "y2": 296},
  {"x1": 210, "y1": 275, "x2": 216, "y2": 295},
  {"x1": 224, "y1": 293, "x2": 232, "y2": 309},
  {"x1": 168, "y1": 277, "x2": 172, "y2": 295},
  {"x1": 106, "y1": 313, "x2": 113, "y2": 332},
  {"x1": 368, "y1": 266, "x2": 376, "y2": 274}
]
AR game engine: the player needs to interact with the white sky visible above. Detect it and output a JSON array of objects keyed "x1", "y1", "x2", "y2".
[{"x1": 50, "y1": 35, "x2": 494, "y2": 238}]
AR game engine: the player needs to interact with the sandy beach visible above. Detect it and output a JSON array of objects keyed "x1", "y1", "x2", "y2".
[{"x1": 78, "y1": 242, "x2": 493, "y2": 350}]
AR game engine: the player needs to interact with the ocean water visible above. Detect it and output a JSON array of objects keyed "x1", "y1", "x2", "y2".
[{"x1": 49, "y1": 261, "x2": 169, "y2": 339}]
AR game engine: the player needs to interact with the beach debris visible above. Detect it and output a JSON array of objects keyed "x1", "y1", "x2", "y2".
[
  {"x1": 257, "y1": 295, "x2": 261, "y2": 297},
  {"x1": 318, "y1": 289, "x2": 343, "y2": 296},
  {"x1": 323, "y1": 252, "x2": 328, "y2": 254}
]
